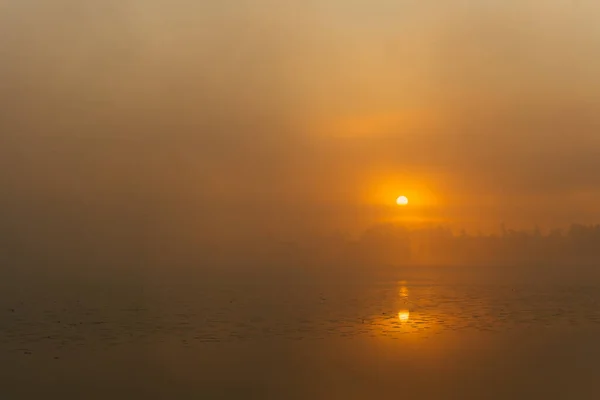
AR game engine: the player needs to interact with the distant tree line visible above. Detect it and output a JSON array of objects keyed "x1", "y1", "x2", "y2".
[{"x1": 269, "y1": 223, "x2": 600, "y2": 268}]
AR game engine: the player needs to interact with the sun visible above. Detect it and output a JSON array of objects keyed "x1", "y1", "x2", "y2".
[{"x1": 396, "y1": 195, "x2": 409, "y2": 206}]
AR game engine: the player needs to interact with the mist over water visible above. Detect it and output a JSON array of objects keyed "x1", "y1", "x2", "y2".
[
  {"x1": 3, "y1": 1, "x2": 600, "y2": 252},
  {"x1": 3, "y1": 1, "x2": 600, "y2": 399}
]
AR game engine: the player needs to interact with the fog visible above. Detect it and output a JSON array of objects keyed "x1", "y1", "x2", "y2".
[{"x1": 2, "y1": 1, "x2": 600, "y2": 276}]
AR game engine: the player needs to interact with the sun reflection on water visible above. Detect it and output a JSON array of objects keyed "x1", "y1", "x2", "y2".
[
  {"x1": 398, "y1": 310, "x2": 410, "y2": 322},
  {"x1": 369, "y1": 280, "x2": 443, "y2": 338},
  {"x1": 398, "y1": 282, "x2": 411, "y2": 322},
  {"x1": 399, "y1": 283, "x2": 409, "y2": 299}
]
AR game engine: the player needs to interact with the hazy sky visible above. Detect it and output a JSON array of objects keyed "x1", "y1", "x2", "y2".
[{"x1": 2, "y1": 0, "x2": 600, "y2": 241}]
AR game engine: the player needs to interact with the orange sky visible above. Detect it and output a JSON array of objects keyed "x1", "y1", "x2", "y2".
[{"x1": 2, "y1": 0, "x2": 600, "y2": 240}]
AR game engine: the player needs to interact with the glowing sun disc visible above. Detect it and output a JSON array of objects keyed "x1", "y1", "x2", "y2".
[{"x1": 396, "y1": 196, "x2": 409, "y2": 206}]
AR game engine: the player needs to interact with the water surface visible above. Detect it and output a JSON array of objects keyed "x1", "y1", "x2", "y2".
[{"x1": 2, "y1": 266, "x2": 600, "y2": 399}]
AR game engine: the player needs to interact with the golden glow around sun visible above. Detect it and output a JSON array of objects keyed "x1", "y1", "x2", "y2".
[{"x1": 396, "y1": 196, "x2": 409, "y2": 206}]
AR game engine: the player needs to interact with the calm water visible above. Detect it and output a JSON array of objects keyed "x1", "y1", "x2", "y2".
[{"x1": 2, "y1": 266, "x2": 600, "y2": 399}]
